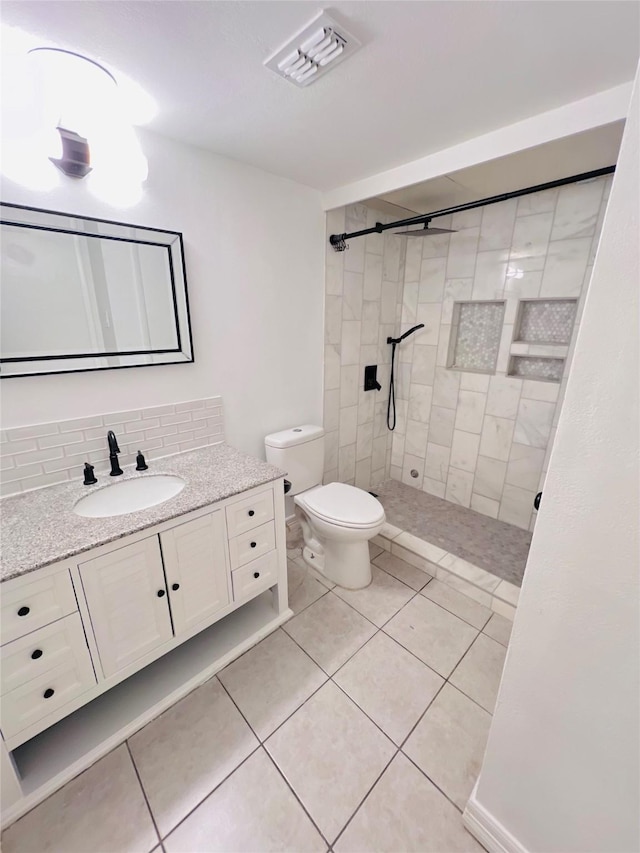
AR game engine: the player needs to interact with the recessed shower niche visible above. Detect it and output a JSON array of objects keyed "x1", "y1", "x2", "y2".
[
  {"x1": 514, "y1": 298, "x2": 578, "y2": 345},
  {"x1": 447, "y1": 300, "x2": 505, "y2": 374}
]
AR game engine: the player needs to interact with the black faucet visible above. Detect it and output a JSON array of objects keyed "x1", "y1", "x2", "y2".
[{"x1": 107, "y1": 430, "x2": 123, "y2": 476}]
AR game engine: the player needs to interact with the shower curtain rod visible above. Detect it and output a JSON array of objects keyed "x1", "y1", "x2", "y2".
[{"x1": 328, "y1": 165, "x2": 616, "y2": 251}]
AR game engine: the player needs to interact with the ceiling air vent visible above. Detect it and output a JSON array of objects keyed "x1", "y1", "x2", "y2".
[{"x1": 264, "y1": 11, "x2": 360, "y2": 87}]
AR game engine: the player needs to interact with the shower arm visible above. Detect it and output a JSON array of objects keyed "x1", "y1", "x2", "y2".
[
  {"x1": 387, "y1": 324, "x2": 425, "y2": 345},
  {"x1": 328, "y1": 165, "x2": 615, "y2": 251}
]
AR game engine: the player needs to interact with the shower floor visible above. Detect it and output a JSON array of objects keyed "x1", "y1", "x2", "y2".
[{"x1": 374, "y1": 480, "x2": 532, "y2": 587}]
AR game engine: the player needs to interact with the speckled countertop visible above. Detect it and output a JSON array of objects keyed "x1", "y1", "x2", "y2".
[{"x1": 0, "y1": 444, "x2": 285, "y2": 583}]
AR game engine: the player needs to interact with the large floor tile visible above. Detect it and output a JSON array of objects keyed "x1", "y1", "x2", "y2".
[
  {"x1": 218, "y1": 629, "x2": 327, "y2": 740},
  {"x1": 164, "y1": 748, "x2": 326, "y2": 852},
  {"x1": 1, "y1": 746, "x2": 157, "y2": 853},
  {"x1": 334, "y1": 632, "x2": 443, "y2": 745},
  {"x1": 287, "y1": 559, "x2": 330, "y2": 614},
  {"x1": 334, "y1": 752, "x2": 484, "y2": 852},
  {"x1": 403, "y1": 684, "x2": 491, "y2": 810},
  {"x1": 421, "y1": 578, "x2": 492, "y2": 629},
  {"x1": 450, "y1": 633, "x2": 507, "y2": 712},
  {"x1": 384, "y1": 595, "x2": 478, "y2": 677},
  {"x1": 129, "y1": 678, "x2": 258, "y2": 837},
  {"x1": 333, "y1": 566, "x2": 415, "y2": 627},
  {"x1": 265, "y1": 681, "x2": 395, "y2": 844},
  {"x1": 373, "y1": 550, "x2": 432, "y2": 591},
  {"x1": 482, "y1": 612, "x2": 513, "y2": 646},
  {"x1": 282, "y1": 593, "x2": 376, "y2": 675}
]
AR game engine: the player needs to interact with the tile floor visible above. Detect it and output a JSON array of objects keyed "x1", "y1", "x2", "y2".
[
  {"x1": 375, "y1": 479, "x2": 531, "y2": 585},
  {"x1": 2, "y1": 546, "x2": 513, "y2": 853}
]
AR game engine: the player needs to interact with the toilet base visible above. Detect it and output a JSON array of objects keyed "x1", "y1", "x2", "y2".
[{"x1": 302, "y1": 539, "x2": 372, "y2": 590}]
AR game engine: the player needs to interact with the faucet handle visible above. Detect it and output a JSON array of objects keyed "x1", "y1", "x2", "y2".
[
  {"x1": 83, "y1": 463, "x2": 97, "y2": 486},
  {"x1": 136, "y1": 451, "x2": 148, "y2": 471}
]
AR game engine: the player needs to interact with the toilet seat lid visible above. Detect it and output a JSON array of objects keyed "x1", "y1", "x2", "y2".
[{"x1": 299, "y1": 482, "x2": 385, "y2": 528}]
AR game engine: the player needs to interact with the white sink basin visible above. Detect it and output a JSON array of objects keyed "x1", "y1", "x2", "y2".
[{"x1": 74, "y1": 475, "x2": 185, "y2": 518}]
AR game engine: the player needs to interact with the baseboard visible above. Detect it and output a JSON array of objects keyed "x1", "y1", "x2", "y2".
[{"x1": 463, "y1": 792, "x2": 529, "y2": 853}]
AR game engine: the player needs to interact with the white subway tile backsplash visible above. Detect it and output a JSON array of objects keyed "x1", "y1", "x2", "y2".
[{"x1": 1, "y1": 397, "x2": 224, "y2": 497}]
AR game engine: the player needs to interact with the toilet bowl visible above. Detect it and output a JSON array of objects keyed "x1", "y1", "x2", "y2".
[
  {"x1": 295, "y1": 482, "x2": 385, "y2": 589},
  {"x1": 264, "y1": 425, "x2": 385, "y2": 589}
]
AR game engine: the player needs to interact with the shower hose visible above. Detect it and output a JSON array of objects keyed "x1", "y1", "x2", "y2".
[{"x1": 386, "y1": 323, "x2": 425, "y2": 431}]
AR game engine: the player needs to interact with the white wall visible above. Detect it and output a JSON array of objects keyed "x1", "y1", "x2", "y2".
[
  {"x1": 469, "y1": 71, "x2": 639, "y2": 852},
  {"x1": 0, "y1": 128, "x2": 325, "y2": 459}
]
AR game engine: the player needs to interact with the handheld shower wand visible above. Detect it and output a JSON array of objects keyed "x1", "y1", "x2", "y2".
[{"x1": 386, "y1": 324, "x2": 425, "y2": 430}]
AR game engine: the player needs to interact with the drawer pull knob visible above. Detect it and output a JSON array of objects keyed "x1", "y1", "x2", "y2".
[
  {"x1": 250, "y1": 541, "x2": 257, "y2": 548},
  {"x1": 157, "y1": 589, "x2": 166, "y2": 598},
  {"x1": 172, "y1": 583, "x2": 180, "y2": 591},
  {"x1": 43, "y1": 688, "x2": 55, "y2": 699},
  {"x1": 248, "y1": 510, "x2": 255, "y2": 517},
  {"x1": 17, "y1": 606, "x2": 30, "y2": 617},
  {"x1": 31, "y1": 649, "x2": 43, "y2": 660},
  {"x1": 254, "y1": 572, "x2": 260, "y2": 579}
]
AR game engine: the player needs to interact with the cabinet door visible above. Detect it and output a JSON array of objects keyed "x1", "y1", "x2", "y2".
[
  {"x1": 160, "y1": 511, "x2": 230, "y2": 636},
  {"x1": 79, "y1": 538, "x2": 173, "y2": 678}
]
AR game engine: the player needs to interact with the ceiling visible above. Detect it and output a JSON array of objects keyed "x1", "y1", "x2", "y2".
[
  {"x1": 2, "y1": 1, "x2": 639, "y2": 192},
  {"x1": 372, "y1": 122, "x2": 625, "y2": 215}
]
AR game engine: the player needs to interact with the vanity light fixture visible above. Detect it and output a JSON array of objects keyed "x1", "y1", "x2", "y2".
[{"x1": 264, "y1": 11, "x2": 360, "y2": 87}]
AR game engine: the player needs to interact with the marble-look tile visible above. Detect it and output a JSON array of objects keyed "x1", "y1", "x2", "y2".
[
  {"x1": 504, "y1": 267, "x2": 543, "y2": 299},
  {"x1": 486, "y1": 375, "x2": 521, "y2": 419},
  {"x1": 384, "y1": 595, "x2": 478, "y2": 677},
  {"x1": 344, "y1": 230, "x2": 365, "y2": 274},
  {"x1": 471, "y1": 492, "x2": 500, "y2": 519},
  {"x1": 450, "y1": 430, "x2": 480, "y2": 473},
  {"x1": 282, "y1": 593, "x2": 376, "y2": 675},
  {"x1": 460, "y1": 371, "x2": 490, "y2": 392},
  {"x1": 491, "y1": 597, "x2": 516, "y2": 621},
  {"x1": 340, "y1": 365, "x2": 359, "y2": 407},
  {"x1": 438, "y1": 553, "x2": 501, "y2": 593},
  {"x1": 494, "y1": 578, "x2": 520, "y2": 606},
  {"x1": 510, "y1": 212, "x2": 553, "y2": 261},
  {"x1": 506, "y1": 443, "x2": 545, "y2": 491},
  {"x1": 473, "y1": 455, "x2": 507, "y2": 500},
  {"x1": 218, "y1": 630, "x2": 327, "y2": 740},
  {"x1": 363, "y1": 253, "x2": 383, "y2": 300},
  {"x1": 1, "y1": 746, "x2": 157, "y2": 853},
  {"x1": 415, "y1": 303, "x2": 442, "y2": 345},
  {"x1": 383, "y1": 233, "x2": 402, "y2": 282},
  {"x1": 483, "y1": 612, "x2": 514, "y2": 647},
  {"x1": 343, "y1": 271, "x2": 364, "y2": 320},
  {"x1": 410, "y1": 344, "x2": 437, "y2": 385},
  {"x1": 391, "y1": 433, "x2": 405, "y2": 468},
  {"x1": 390, "y1": 543, "x2": 440, "y2": 576},
  {"x1": 479, "y1": 198, "x2": 517, "y2": 251},
  {"x1": 479, "y1": 414, "x2": 515, "y2": 462},
  {"x1": 324, "y1": 344, "x2": 341, "y2": 390},
  {"x1": 324, "y1": 430, "x2": 339, "y2": 472},
  {"x1": 441, "y1": 278, "x2": 473, "y2": 323},
  {"x1": 287, "y1": 559, "x2": 329, "y2": 614},
  {"x1": 404, "y1": 684, "x2": 491, "y2": 809},
  {"x1": 336, "y1": 753, "x2": 484, "y2": 853},
  {"x1": 339, "y1": 406, "x2": 358, "y2": 447},
  {"x1": 128, "y1": 679, "x2": 258, "y2": 837},
  {"x1": 265, "y1": 682, "x2": 395, "y2": 843},
  {"x1": 454, "y1": 390, "x2": 486, "y2": 435},
  {"x1": 341, "y1": 321, "x2": 361, "y2": 366},
  {"x1": 334, "y1": 565, "x2": 415, "y2": 627},
  {"x1": 164, "y1": 748, "x2": 325, "y2": 853},
  {"x1": 407, "y1": 384, "x2": 433, "y2": 422},
  {"x1": 419, "y1": 257, "x2": 447, "y2": 303},
  {"x1": 402, "y1": 280, "x2": 419, "y2": 322},
  {"x1": 540, "y1": 237, "x2": 591, "y2": 297},
  {"x1": 424, "y1": 442, "x2": 451, "y2": 483},
  {"x1": 516, "y1": 187, "x2": 558, "y2": 216},
  {"x1": 551, "y1": 179, "x2": 604, "y2": 241},
  {"x1": 432, "y1": 366, "x2": 460, "y2": 409},
  {"x1": 421, "y1": 229, "x2": 452, "y2": 259},
  {"x1": 371, "y1": 435, "x2": 387, "y2": 472},
  {"x1": 325, "y1": 295, "x2": 343, "y2": 344},
  {"x1": 361, "y1": 299, "x2": 381, "y2": 346},
  {"x1": 404, "y1": 240, "x2": 423, "y2": 283},
  {"x1": 452, "y1": 208, "x2": 483, "y2": 229},
  {"x1": 381, "y1": 281, "x2": 398, "y2": 323},
  {"x1": 405, "y1": 420, "x2": 429, "y2": 458},
  {"x1": 436, "y1": 569, "x2": 494, "y2": 607},
  {"x1": 338, "y1": 444, "x2": 356, "y2": 482},
  {"x1": 445, "y1": 468, "x2": 473, "y2": 508},
  {"x1": 421, "y1": 578, "x2": 492, "y2": 629},
  {"x1": 422, "y1": 476, "x2": 446, "y2": 498},
  {"x1": 402, "y1": 455, "x2": 424, "y2": 488},
  {"x1": 334, "y1": 632, "x2": 443, "y2": 745},
  {"x1": 472, "y1": 249, "x2": 509, "y2": 299},
  {"x1": 394, "y1": 531, "x2": 447, "y2": 563},
  {"x1": 356, "y1": 421, "x2": 374, "y2": 462},
  {"x1": 446, "y1": 226, "x2": 480, "y2": 278},
  {"x1": 521, "y1": 378, "x2": 560, "y2": 402},
  {"x1": 514, "y1": 399, "x2": 555, "y2": 448},
  {"x1": 381, "y1": 521, "x2": 403, "y2": 539},
  {"x1": 373, "y1": 550, "x2": 433, "y2": 591},
  {"x1": 324, "y1": 389, "x2": 340, "y2": 433},
  {"x1": 429, "y1": 406, "x2": 456, "y2": 447},
  {"x1": 450, "y1": 633, "x2": 507, "y2": 713}
]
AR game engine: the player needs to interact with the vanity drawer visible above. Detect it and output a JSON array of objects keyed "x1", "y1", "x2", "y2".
[
  {"x1": 0, "y1": 646, "x2": 96, "y2": 740},
  {"x1": 231, "y1": 551, "x2": 279, "y2": 602},
  {"x1": 1, "y1": 570, "x2": 77, "y2": 646},
  {"x1": 1, "y1": 613, "x2": 92, "y2": 695},
  {"x1": 226, "y1": 490, "x2": 274, "y2": 538},
  {"x1": 229, "y1": 521, "x2": 276, "y2": 570}
]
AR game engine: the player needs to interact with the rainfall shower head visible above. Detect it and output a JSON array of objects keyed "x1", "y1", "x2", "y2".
[{"x1": 394, "y1": 221, "x2": 456, "y2": 236}]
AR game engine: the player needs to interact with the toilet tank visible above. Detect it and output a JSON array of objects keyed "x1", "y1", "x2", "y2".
[{"x1": 264, "y1": 425, "x2": 325, "y2": 495}]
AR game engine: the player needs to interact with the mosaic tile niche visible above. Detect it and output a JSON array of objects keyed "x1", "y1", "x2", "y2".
[
  {"x1": 515, "y1": 299, "x2": 577, "y2": 344},
  {"x1": 509, "y1": 356, "x2": 565, "y2": 382},
  {"x1": 449, "y1": 301, "x2": 505, "y2": 372}
]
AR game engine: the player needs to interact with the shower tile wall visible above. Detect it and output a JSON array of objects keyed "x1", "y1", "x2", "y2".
[
  {"x1": 323, "y1": 204, "x2": 406, "y2": 490},
  {"x1": 392, "y1": 175, "x2": 612, "y2": 531}
]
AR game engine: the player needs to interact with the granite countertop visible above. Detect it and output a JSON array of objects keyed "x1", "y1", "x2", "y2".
[{"x1": 0, "y1": 444, "x2": 285, "y2": 583}]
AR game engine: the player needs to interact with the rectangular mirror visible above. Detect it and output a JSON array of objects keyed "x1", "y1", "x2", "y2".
[{"x1": 0, "y1": 203, "x2": 194, "y2": 377}]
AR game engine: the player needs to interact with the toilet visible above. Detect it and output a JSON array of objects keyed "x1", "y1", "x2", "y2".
[{"x1": 264, "y1": 425, "x2": 385, "y2": 589}]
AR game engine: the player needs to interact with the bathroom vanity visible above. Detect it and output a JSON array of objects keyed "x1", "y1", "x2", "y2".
[{"x1": 0, "y1": 444, "x2": 291, "y2": 827}]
